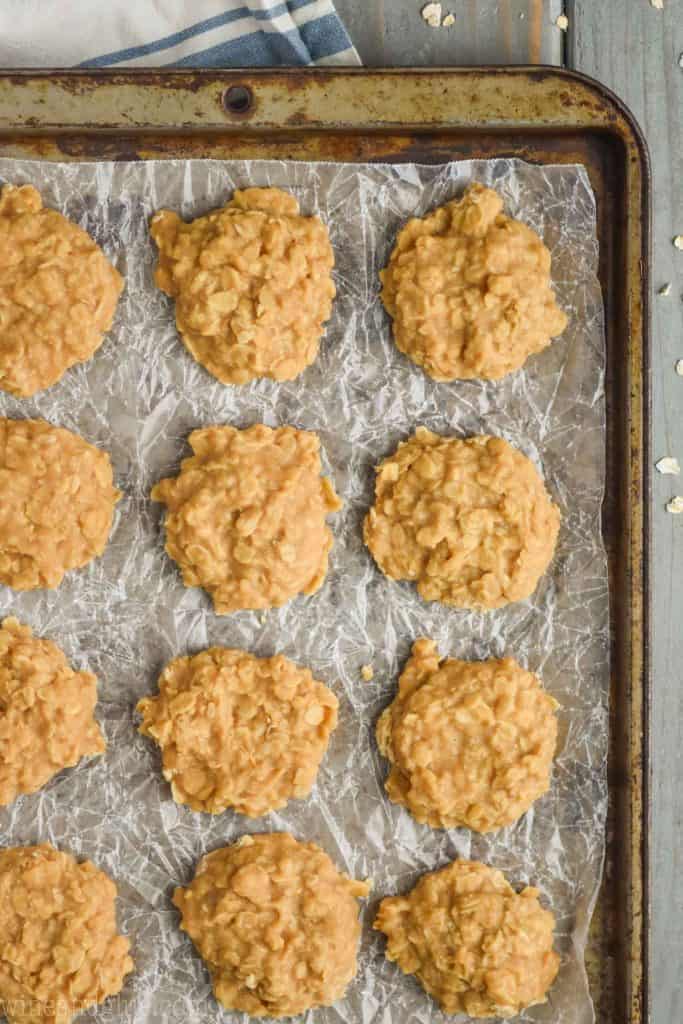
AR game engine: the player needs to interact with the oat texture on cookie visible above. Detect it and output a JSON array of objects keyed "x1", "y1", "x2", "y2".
[
  {"x1": 150, "y1": 187, "x2": 335, "y2": 384},
  {"x1": 374, "y1": 858, "x2": 559, "y2": 1018},
  {"x1": 0, "y1": 843, "x2": 133, "y2": 1024},
  {"x1": 0, "y1": 617, "x2": 105, "y2": 807},
  {"x1": 0, "y1": 184, "x2": 123, "y2": 398},
  {"x1": 0, "y1": 418, "x2": 121, "y2": 591},
  {"x1": 381, "y1": 182, "x2": 567, "y2": 381},
  {"x1": 151, "y1": 423, "x2": 342, "y2": 613},
  {"x1": 363, "y1": 428, "x2": 560, "y2": 609},
  {"x1": 174, "y1": 833, "x2": 369, "y2": 1017},
  {"x1": 137, "y1": 646, "x2": 338, "y2": 816},
  {"x1": 376, "y1": 638, "x2": 559, "y2": 831}
]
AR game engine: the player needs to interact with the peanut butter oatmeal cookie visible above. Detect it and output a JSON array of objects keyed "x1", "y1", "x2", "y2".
[
  {"x1": 374, "y1": 858, "x2": 559, "y2": 1018},
  {"x1": 0, "y1": 418, "x2": 121, "y2": 591},
  {"x1": 137, "y1": 646, "x2": 338, "y2": 817},
  {"x1": 151, "y1": 424, "x2": 341, "y2": 613},
  {"x1": 376, "y1": 638, "x2": 559, "y2": 831},
  {"x1": 0, "y1": 184, "x2": 123, "y2": 398},
  {"x1": 363, "y1": 428, "x2": 560, "y2": 609},
  {"x1": 150, "y1": 187, "x2": 335, "y2": 384},
  {"x1": 381, "y1": 182, "x2": 567, "y2": 381},
  {"x1": 0, "y1": 617, "x2": 105, "y2": 807},
  {"x1": 174, "y1": 833, "x2": 369, "y2": 1018},
  {"x1": 0, "y1": 843, "x2": 133, "y2": 1024}
]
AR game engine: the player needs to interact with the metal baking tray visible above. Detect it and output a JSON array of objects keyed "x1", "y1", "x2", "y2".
[{"x1": 0, "y1": 67, "x2": 650, "y2": 1024}]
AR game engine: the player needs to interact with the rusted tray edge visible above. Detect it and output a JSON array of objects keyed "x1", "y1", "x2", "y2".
[
  {"x1": 0, "y1": 66, "x2": 651, "y2": 1024},
  {"x1": 623, "y1": 82, "x2": 652, "y2": 1024},
  {"x1": 0, "y1": 65, "x2": 663, "y2": 136}
]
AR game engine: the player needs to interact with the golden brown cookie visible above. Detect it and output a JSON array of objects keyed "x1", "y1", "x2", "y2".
[
  {"x1": 381, "y1": 182, "x2": 567, "y2": 381},
  {"x1": 0, "y1": 418, "x2": 121, "y2": 591},
  {"x1": 174, "y1": 833, "x2": 369, "y2": 1018},
  {"x1": 150, "y1": 187, "x2": 335, "y2": 384},
  {"x1": 137, "y1": 646, "x2": 338, "y2": 817},
  {"x1": 374, "y1": 858, "x2": 559, "y2": 1018},
  {"x1": 376, "y1": 638, "x2": 559, "y2": 831},
  {"x1": 0, "y1": 843, "x2": 133, "y2": 1024},
  {"x1": 151, "y1": 424, "x2": 341, "y2": 613},
  {"x1": 363, "y1": 428, "x2": 560, "y2": 609},
  {"x1": 0, "y1": 617, "x2": 105, "y2": 807},
  {"x1": 0, "y1": 184, "x2": 123, "y2": 398}
]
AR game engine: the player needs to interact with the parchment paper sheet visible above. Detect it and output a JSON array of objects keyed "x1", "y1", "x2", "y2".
[{"x1": 0, "y1": 156, "x2": 608, "y2": 1024}]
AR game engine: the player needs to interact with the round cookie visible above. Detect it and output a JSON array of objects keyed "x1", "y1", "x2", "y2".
[
  {"x1": 0, "y1": 418, "x2": 121, "y2": 590},
  {"x1": 0, "y1": 184, "x2": 123, "y2": 398},
  {"x1": 151, "y1": 424, "x2": 342, "y2": 613},
  {"x1": 0, "y1": 844, "x2": 133, "y2": 1024},
  {"x1": 363, "y1": 428, "x2": 560, "y2": 609},
  {"x1": 0, "y1": 617, "x2": 105, "y2": 807},
  {"x1": 376, "y1": 638, "x2": 559, "y2": 831},
  {"x1": 173, "y1": 833, "x2": 369, "y2": 1017},
  {"x1": 137, "y1": 646, "x2": 338, "y2": 817},
  {"x1": 151, "y1": 187, "x2": 335, "y2": 384},
  {"x1": 374, "y1": 858, "x2": 559, "y2": 1018},
  {"x1": 381, "y1": 182, "x2": 567, "y2": 381}
]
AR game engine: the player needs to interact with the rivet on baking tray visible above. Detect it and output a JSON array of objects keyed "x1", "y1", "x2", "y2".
[{"x1": 222, "y1": 85, "x2": 254, "y2": 116}]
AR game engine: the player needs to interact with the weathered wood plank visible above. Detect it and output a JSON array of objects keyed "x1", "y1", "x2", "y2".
[
  {"x1": 570, "y1": 3, "x2": 683, "y2": 1022},
  {"x1": 335, "y1": 0, "x2": 564, "y2": 65}
]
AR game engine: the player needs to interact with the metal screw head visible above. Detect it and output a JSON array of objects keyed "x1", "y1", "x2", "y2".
[{"x1": 222, "y1": 85, "x2": 254, "y2": 116}]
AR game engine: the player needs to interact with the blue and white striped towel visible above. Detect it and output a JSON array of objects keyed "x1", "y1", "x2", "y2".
[{"x1": 0, "y1": 0, "x2": 359, "y2": 68}]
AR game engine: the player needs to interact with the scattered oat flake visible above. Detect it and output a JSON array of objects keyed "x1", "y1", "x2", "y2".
[
  {"x1": 656, "y1": 456, "x2": 681, "y2": 475},
  {"x1": 674, "y1": 235, "x2": 683, "y2": 249},
  {"x1": 421, "y1": 2, "x2": 442, "y2": 27},
  {"x1": 676, "y1": 359, "x2": 683, "y2": 376},
  {"x1": 443, "y1": 12, "x2": 456, "y2": 27},
  {"x1": 650, "y1": 0, "x2": 664, "y2": 9},
  {"x1": 666, "y1": 496, "x2": 683, "y2": 514},
  {"x1": 659, "y1": 282, "x2": 672, "y2": 296},
  {"x1": 556, "y1": 14, "x2": 569, "y2": 30},
  {"x1": 361, "y1": 664, "x2": 374, "y2": 682},
  {"x1": 679, "y1": 53, "x2": 683, "y2": 68}
]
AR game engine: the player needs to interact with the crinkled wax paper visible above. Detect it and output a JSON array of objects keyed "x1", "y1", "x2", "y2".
[{"x1": 0, "y1": 156, "x2": 607, "y2": 1024}]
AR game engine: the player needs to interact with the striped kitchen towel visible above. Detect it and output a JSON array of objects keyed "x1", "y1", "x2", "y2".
[{"x1": 0, "y1": 0, "x2": 359, "y2": 68}]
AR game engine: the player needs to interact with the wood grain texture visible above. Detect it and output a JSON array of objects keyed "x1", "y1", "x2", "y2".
[
  {"x1": 569, "y1": 3, "x2": 683, "y2": 1021},
  {"x1": 334, "y1": 0, "x2": 564, "y2": 65}
]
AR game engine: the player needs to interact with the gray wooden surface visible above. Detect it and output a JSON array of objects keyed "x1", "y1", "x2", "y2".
[
  {"x1": 336, "y1": 0, "x2": 564, "y2": 64},
  {"x1": 334, "y1": 1, "x2": 682, "y2": 1020}
]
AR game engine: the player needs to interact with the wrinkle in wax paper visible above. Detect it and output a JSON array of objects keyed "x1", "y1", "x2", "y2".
[{"x1": 0, "y1": 156, "x2": 607, "y2": 1024}]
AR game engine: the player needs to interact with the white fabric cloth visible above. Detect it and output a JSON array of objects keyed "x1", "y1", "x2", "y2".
[{"x1": 0, "y1": 0, "x2": 359, "y2": 68}]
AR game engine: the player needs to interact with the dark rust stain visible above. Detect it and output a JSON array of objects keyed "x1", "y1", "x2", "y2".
[
  {"x1": 55, "y1": 136, "x2": 141, "y2": 160},
  {"x1": 285, "y1": 110, "x2": 311, "y2": 125},
  {"x1": 524, "y1": 68, "x2": 554, "y2": 84}
]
